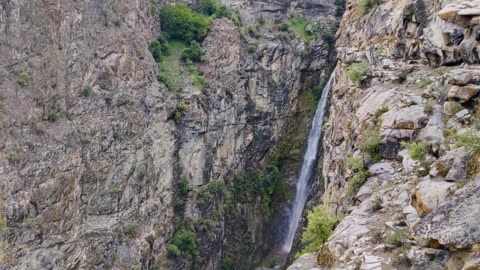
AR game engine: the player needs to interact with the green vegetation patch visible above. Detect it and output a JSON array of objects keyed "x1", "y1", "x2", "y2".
[
  {"x1": 167, "y1": 228, "x2": 202, "y2": 266},
  {"x1": 280, "y1": 17, "x2": 317, "y2": 41},
  {"x1": 401, "y1": 141, "x2": 430, "y2": 160},
  {"x1": 157, "y1": 40, "x2": 187, "y2": 93},
  {"x1": 297, "y1": 205, "x2": 338, "y2": 256},
  {"x1": 17, "y1": 73, "x2": 29, "y2": 87},
  {"x1": 346, "y1": 156, "x2": 370, "y2": 196},
  {"x1": 358, "y1": 128, "x2": 383, "y2": 162},
  {"x1": 347, "y1": 60, "x2": 369, "y2": 86},
  {"x1": 160, "y1": 4, "x2": 211, "y2": 42},
  {"x1": 357, "y1": 0, "x2": 382, "y2": 15}
]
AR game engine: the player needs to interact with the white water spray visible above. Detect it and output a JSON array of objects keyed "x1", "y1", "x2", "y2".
[{"x1": 282, "y1": 72, "x2": 335, "y2": 252}]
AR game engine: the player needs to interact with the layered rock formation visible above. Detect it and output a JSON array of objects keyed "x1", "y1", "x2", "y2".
[
  {"x1": 288, "y1": 0, "x2": 480, "y2": 269},
  {"x1": 0, "y1": 0, "x2": 339, "y2": 269}
]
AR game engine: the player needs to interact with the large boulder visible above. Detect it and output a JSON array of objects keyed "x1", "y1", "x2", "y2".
[
  {"x1": 430, "y1": 148, "x2": 469, "y2": 181},
  {"x1": 381, "y1": 105, "x2": 428, "y2": 130},
  {"x1": 411, "y1": 179, "x2": 456, "y2": 218},
  {"x1": 447, "y1": 84, "x2": 480, "y2": 103},
  {"x1": 413, "y1": 179, "x2": 480, "y2": 250}
]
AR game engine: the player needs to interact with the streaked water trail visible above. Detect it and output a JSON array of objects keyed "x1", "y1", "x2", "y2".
[{"x1": 281, "y1": 71, "x2": 335, "y2": 252}]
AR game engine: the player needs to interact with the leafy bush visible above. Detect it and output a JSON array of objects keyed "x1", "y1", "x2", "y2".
[
  {"x1": 346, "y1": 169, "x2": 370, "y2": 196},
  {"x1": 373, "y1": 106, "x2": 388, "y2": 123},
  {"x1": 297, "y1": 205, "x2": 338, "y2": 255},
  {"x1": 174, "y1": 101, "x2": 190, "y2": 122},
  {"x1": 197, "y1": 180, "x2": 232, "y2": 209},
  {"x1": 387, "y1": 229, "x2": 409, "y2": 247},
  {"x1": 358, "y1": 128, "x2": 382, "y2": 162},
  {"x1": 214, "y1": 5, "x2": 241, "y2": 26},
  {"x1": 401, "y1": 141, "x2": 430, "y2": 160},
  {"x1": 182, "y1": 41, "x2": 204, "y2": 62},
  {"x1": 198, "y1": 0, "x2": 217, "y2": 15},
  {"x1": 232, "y1": 164, "x2": 281, "y2": 216},
  {"x1": 47, "y1": 109, "x2": 61, "y2": 122},
  {"x1": 167, "y1": 229, "x2": 201, "y2": 264},
  {"x1": 424, "y1": 101, "x2": 434, "y2": 114},
  {"x1": 82, "y1": 86, "x2": 93, "y2": 97},
  {"x1": 347, "y1": 61, "x2": 369, "y2": 85},
  {"x1": 17, "y1": 73, "x2": 29, "y2": 87},
  {"x1": 7, "y1": 151, "x2": 19, "y2": 162},
  {"x1": 357, "y1": 0, "x2": 382, "y2": 15},
  {"x1": 149, "y1": 40, "x2": 162, "y2": 62},
  {"x1": 455, "y1": 130, "x2": 480, "y2": 155},
  {"x1": 160, "y1": 4, "x2": 211, "y2": 42},
  {"x1": 175, "y1": 177, "x2": 191, "y2": 210},
  {"x1": 123, "y1": 222, "x2": 138, "y2": 236}
]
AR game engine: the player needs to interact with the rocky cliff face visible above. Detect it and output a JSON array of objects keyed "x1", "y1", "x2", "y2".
[
  {"x1": 289, "y1": 0, "x2": 480, "y2": 269},
  {"x1": 0, "y1": 0, "x2": 339, "y2": 269}
]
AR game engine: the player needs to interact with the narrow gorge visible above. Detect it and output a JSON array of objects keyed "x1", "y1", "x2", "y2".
[{"x1": 1, "y1": 0, "x2": 480, "y2": 270}]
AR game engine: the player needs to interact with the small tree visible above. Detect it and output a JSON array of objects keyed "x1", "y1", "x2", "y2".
[
  {"x1": 298, "y1": 205, "x2": 338, "y2": 255},
  {"x1": 182, "y1": 41, "x2": 204, "y2": 62}
]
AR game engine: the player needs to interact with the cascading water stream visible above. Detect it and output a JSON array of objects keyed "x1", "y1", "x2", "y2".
[{"x1": 281, "y1": 71, "x2": 335, "y2": 253}]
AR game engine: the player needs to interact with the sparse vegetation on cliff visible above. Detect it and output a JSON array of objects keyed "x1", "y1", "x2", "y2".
[
  {"x1": 401, "y1": 141, "x2": 430, "y2": 160},
  {"x1": 347, "y1": 60, "x2": 369, "y2": 85},
  {"x1": 297, "y1": 205, "x2": 338, "y2": 256},
  {"x1": 357, "y1": 0, "x2": 382, "y2": 15}
]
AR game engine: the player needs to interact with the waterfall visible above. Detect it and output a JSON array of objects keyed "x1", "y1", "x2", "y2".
[{"x1": 281, "y1": 72, "x2": 335, "y2": 252}]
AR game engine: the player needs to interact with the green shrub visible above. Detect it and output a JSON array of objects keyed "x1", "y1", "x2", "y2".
[
  {"x1": 197, "y1": 180, "x2": 232, "y2": 209},
  {"x1": 455, "y1": 130, "x2": 480, "y2": 155},
  {"x1": 17, "y1": 73, "x2": 29, "y2": 87},
  {"x1": 82, "y1": 86, "x2": 93, "y2": 97},
  {"x1": 149, "y1": 40, "x2": 162, "y2": 62},
  {"x1": 167, "y1": 229, "x2": 201, "y2": 264},
  {"x1": 347, "y1": 61, "x2": 369, "y2": 85},
  {"x1": 198, "y1": 0, "x2": 218, "y2": 15},
  {"x1": 417, "y1": 161, "x2": 432, "y2": 177},
  {"x1": 47, "y1": 109, "x2": 61, "y2": 122},
  {"x1": 123, "y1": 222, "x2": 138, "y2": 236},
  {"x1": 347, "y1": 156, "x2": 364, "y2": 171},
  {"x1": 175, "y1": 177, "x2": 191, "y2": 210},
  {"x1": 346, "y1": 169, "x2": 370, "y2": 196},
  {"x1": 182, "y1": 41, "x2": 204, "y2": 62},
  {"x1": 358, "y1": 128, "x2": 382, "y2": 162},
  {"x1": 401, "y1": 141, "x2": 430, "y2": 160},
  {"x1": 297, "y1": 205, "x2": 338, "y2": 255},
  {"x1": 167, "y1": 244, "x2": 181, "y2": 257},
  {"x1": 158, "y1": 71, "x2": 176, "y2": 92},
  {"x1": 232, "y1": 164, "x2": 280, "y2": 216},
  {"x1": 174, "y1": 101, "x2": 190, "y2": 122},
  {"x1": 160, "y1": 4, "x2": 211, "y2": 42},
  {"x1": 424, "y1": 101, "x2": 434, "y2": 114},
  {"x1": 7, "y1": 151, "x2": 19, "y2": 162},
  {"x1": 247, "y1": 25, "x2": 256, "y2": 36},
  {"x1": 387, "y1": 229, "x2": 409, "y2": 247},
  {"x1": 357, "y1": 0, "x2": 382, "y2": 15},
  {"x1": 214, "y1": 5, "x2": 241, "y2": 26},
  {"x1": 373, "y1": 106, "x2": 388, "y2": 123}
]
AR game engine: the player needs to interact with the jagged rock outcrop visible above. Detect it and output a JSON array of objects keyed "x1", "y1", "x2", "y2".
[{"x1": 288, "y1": 0, "x2": 480, "y2": 269}]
